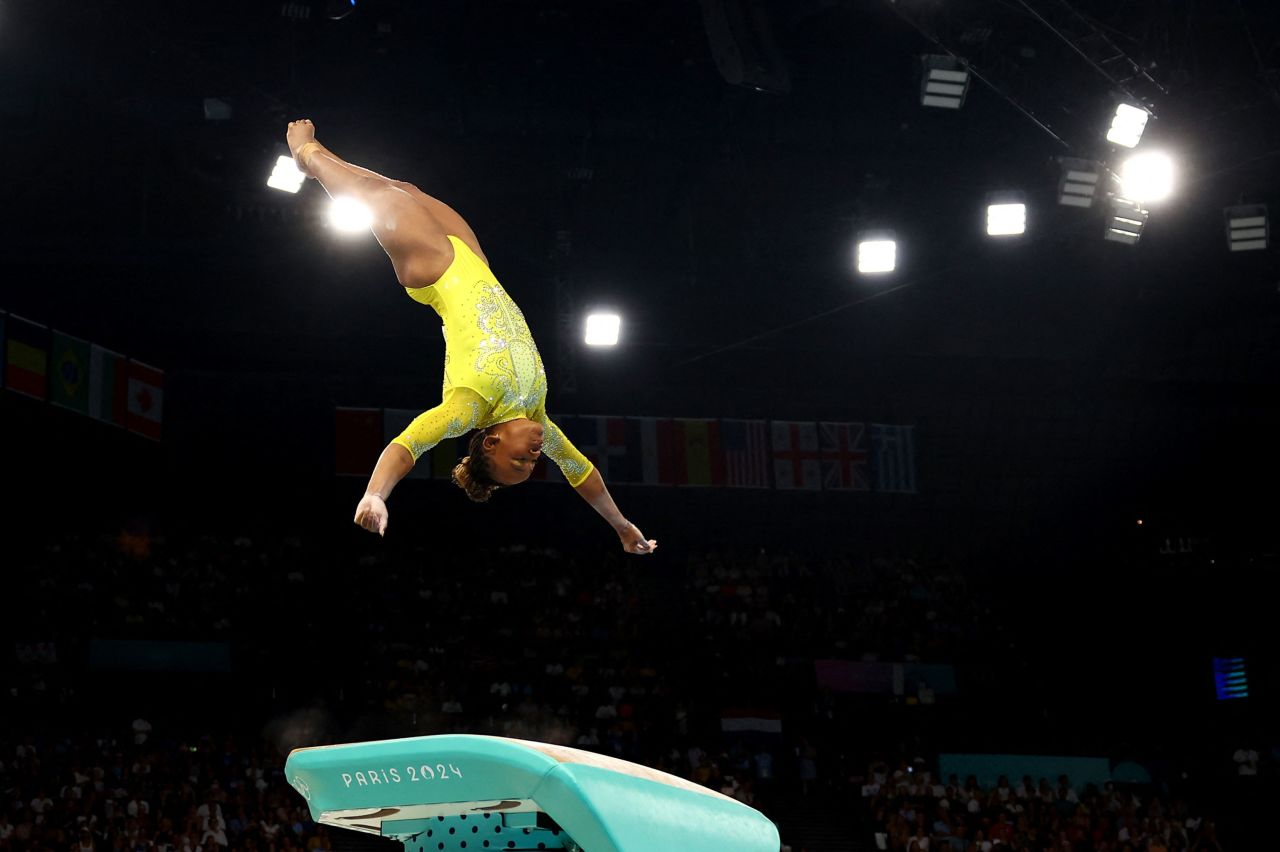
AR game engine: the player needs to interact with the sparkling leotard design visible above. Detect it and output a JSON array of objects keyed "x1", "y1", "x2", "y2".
[{"x1": 390, "y1": 236, "x2": 593, "y2": 487}]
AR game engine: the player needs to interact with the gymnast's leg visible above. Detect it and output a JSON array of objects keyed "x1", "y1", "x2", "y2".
[
  {"x1": 309, "y1": 155, "x2": 489, "y2": 266},
  {"x1": 286, "y1": 119, "x2": 452, "y2": 288}
]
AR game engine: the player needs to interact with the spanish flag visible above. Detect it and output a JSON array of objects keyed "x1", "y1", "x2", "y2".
[{"x1": 4, "y1": 315, "x2": 49, "y2": 400}]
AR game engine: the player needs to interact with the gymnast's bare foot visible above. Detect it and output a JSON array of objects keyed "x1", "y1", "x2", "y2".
[{"x1": 287, "y1": 119, "x2": 318, "y2": 175}]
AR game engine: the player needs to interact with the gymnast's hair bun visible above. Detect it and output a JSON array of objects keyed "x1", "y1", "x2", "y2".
[{"x1": 452, "y1": 455, "x2": 498, "y2": 503}]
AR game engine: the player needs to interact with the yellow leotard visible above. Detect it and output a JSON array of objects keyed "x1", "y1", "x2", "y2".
[{"x1": 390, "y1": 235, "x2": 595, "y2": 487}]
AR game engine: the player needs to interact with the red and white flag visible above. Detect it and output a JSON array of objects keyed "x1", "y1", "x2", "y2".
[
  {"x1": 770, "y1": 421, "x2": 821, "y2": 490},
  {"x1": 126, "y1": 360, "x2": 164, "y2": 441}
]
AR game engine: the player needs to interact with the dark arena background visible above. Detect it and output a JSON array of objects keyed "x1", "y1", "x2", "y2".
[{"x1": 2, "y1": 0, "x2": 1278, "y2": 850}]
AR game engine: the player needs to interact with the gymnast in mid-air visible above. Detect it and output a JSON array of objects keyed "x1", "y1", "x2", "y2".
[{"x1": 287, "y1": 120, "x2": 656, "y2": 553}]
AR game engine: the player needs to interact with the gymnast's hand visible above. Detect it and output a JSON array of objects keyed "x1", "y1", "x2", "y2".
[
  {"x1": 354, "y1": 493, "x2": 389, "y2": 537},
  {"x1": 616, "y1": 521, "x2": 657, "y2": 555}
]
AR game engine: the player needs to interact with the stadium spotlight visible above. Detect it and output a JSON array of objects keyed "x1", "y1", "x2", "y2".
[
  {"x1": 1104, "y1": 198, "x2": 1148, "y2": 245},
  {"x1": 266, "y1": 155, "x2": 307, "y2": 194},
  {"x1": 920, "y1": 55, "x2": 969, "y2": 110},
  {"x1": 1225, "y1": 205, "x2": 1268, "y2": 252},
  {"x1": 1057, "y1": 157, "x2": 1102, "y2": 208},
  {"x1": 327, "y1": 196, "x2": 373, "y2": 233},
  {"x1": 1106, "y1": 101, "x2": 1150, "y2": 148},
  {"x1": 856, "y1": 233, "x2": 897, "y2": 274},
  {"x1": 986, "y1": 194, "x2": 1027, "y2": 237},
  {"x1": 1118, "y1": 151, "x2": 1175, "y2": 203},
  {"x1": 584, "y1": 312, "x2": 621, "y2": 346}
]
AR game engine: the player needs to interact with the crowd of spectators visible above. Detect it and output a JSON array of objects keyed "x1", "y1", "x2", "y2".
[
  {"x1": 3, "y1": 523, "x2": 1244, "y2": 850},
  {"x1": 0, "y1": 728, "x2": 331, "y2": 852},
  {"x1": 9, "y1": 527, "x2": 994, "y2": 777},
  {"x1": 859, "y1": 762, "x2": 1224, "y2": 852}
]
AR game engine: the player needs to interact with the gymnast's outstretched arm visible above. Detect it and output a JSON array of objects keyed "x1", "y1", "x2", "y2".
[
  {"x1": 352, "y1": 445, "x2": 413, "y2": 537},
  {"x1": 573, "y1": 469, "x2": 658, "y2": 555},
  {"x1": 539, "y1": 414, "x2": 657, "y2": 555},
  {"x1": 352, "y1": 389, "x2": 485, "y2": 536}
]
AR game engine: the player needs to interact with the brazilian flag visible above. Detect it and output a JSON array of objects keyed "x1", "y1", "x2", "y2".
[{"x1": 51, "y1": 331, "x2": 91, "y2": 414}]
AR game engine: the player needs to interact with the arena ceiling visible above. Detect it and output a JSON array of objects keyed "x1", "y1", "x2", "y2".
[{"x1": 4, "y1": 0, "x2": 1280, "y2": 405}]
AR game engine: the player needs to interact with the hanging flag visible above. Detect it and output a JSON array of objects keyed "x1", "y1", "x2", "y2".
[
  {"x1": 650, "y1": 418, "x2": 717, "y2": 485},
  {"x1": 721, "y1": 419, "x2": 771, "y2": 488},
  {"x1": 382, "y1": 408, "x2": 431, "y2": 480},
  {"x1": 557, "y1": 415, "x2": 633, "y2": 482},
  {"x1": 50, "y1": 331, "x2": 91, "y2": 415},
  {"x1": 771, "y1": 421, "x2": 821, "y2": 490},
  {"x1": 126, "y1": 360, "x2": 164, "y2": 441},
  {"x1": 820, "y1": 422, "x2": 870, "y2": 491},
  {"x1": 4, "y1": 315, "x2": 49, "y2": 400},
  {"x1": 335, "y1": 407, "x2": 383, "y2": 477},
  {"x1": 628, "y1": 417, "x2": 664, "y2": 485},
  {"x1": 544, "y1": 417, "x2": 659, "y2": 485},
  {"x1": 653, "y1": 418, "x2": 682, "y2": 485},
  {"x1": 871, "y1": 423, "x2": 918, "y2": 493},
  {"x1": 676, "y1": 418, "x2": 724, "y2": 486},
  {"x1": 88, "y1": 345, "x2": 127, "y2": 427}
]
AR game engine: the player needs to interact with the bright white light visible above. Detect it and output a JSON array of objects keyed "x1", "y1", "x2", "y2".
[
  {"x1": 327, "y1": 196, "x2": 373, "y2": 232},
  {"x1": 986, "y1": 203, "x2": 1027, "y2": 236},
  {"x1": 584, "y1": 313, "x2": 620, "y2": 346},
  {"x1": 857, "y1": 239, "x2": 897, "y2": 274},
  {"x1": 266, "y1": 155, "x2": 306, "y2": 193},
  {"x1": 1106, "y1": 103, "x2": 1149, "y2": 148},
  {"x1": 1118, "y1": 151, "x2": 1175, "y2": 203}
]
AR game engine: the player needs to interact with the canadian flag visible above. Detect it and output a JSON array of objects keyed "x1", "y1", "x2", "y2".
[{"x1": 126, "y1": 360, "x2": 164, "y2": 441}]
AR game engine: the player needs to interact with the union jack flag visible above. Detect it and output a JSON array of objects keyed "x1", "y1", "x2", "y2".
[{"x1": 819, "y1": 422, "x2": 870, "y2": 491}]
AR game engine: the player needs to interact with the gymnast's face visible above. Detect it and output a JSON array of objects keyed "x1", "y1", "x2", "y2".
[{"x1": 482, "y1": 418, "x2": 545, "y2": 485}]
